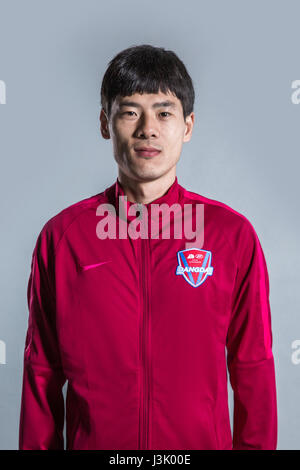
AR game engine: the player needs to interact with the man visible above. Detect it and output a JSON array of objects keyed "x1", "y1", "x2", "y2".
[{"x1": 19, "y1": 44, "x2": 277, "y2": 450}]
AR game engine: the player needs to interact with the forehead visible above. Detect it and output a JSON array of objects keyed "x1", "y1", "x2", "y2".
[{"x1": 113, "y1": 90, "x2": 182, "y2": 111}]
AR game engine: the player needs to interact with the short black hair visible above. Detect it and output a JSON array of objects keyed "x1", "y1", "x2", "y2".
[{"x1": 101, "y1": 44, "x2": 195, "y2": 121}]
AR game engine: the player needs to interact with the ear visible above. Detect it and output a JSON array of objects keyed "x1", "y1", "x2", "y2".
[
  {"x1": 183, "y1": 112, "x2": 195, "y2": 143},
  {"x1": 100, "y1": 108, "x2": 110, "y2": 139}
]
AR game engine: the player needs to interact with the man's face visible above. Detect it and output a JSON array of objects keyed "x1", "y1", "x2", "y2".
[{"x1": 100, "y1": 90, "x2": 194, "y2": 182}]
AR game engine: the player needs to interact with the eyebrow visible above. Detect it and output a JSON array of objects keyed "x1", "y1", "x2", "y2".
[{"x1": 118, "y1": 100, "x2": 177, "y2": 109}]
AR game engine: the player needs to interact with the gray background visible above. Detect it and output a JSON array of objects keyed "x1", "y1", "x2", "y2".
[{"x1": 0, "y1": 0, "x2": 299, "y2": 450}]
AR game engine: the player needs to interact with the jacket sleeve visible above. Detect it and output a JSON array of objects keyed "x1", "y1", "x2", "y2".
[
  {"x1": 19, "y1": 226, "x2": 66, "y2": 450},
  {"x1": 226, "y1": 221, "x2": 277, "y2": 450}
]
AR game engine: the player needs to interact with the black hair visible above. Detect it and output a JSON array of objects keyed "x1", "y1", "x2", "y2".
[{"x1": 101, "y1": 44, "x2": 195, "y2": 121}]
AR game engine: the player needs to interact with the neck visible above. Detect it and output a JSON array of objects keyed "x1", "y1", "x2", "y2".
[{"x1": 117, "y1": 169, "x2": 177, "y2": 204}]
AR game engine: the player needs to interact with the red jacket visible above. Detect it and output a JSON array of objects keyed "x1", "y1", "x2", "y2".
[{"x1": 19, "y1": 176, "x2": 277, "y2": 450}]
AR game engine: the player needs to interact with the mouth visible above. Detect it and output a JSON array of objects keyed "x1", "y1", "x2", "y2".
[{"x1": 134, "y1": 146, "x2": 162, "y2": 158}]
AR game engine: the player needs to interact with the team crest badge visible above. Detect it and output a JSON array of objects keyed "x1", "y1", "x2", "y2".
[{"x1": 176, "y1": 248, "x2": 214, "y2": 288}]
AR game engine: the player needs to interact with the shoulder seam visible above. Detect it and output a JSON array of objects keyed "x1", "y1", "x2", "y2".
[
  {"x1": 182, "y1": 190, "x2": 250, "y2": 267},
  {"x1": 182, "y1": 189, "x2": 247, "y2": 218},
  {"x1": 47, "y1": 195, "x2": 105, "y2": 256}
]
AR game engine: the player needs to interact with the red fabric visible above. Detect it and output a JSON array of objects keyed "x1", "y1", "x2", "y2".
[{"x1": 19, "y1": 177, "x2": 277, "y2": 450}]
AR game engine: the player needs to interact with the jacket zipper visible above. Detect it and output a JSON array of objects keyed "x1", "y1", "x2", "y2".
[{"x1": 138, "y1": 207, "x2": 150, "y2": 450}]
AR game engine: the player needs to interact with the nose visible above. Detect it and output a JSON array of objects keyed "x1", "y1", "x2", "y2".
[{"x1": 136, "y1": 113, "x2": 160, "y2": 139}]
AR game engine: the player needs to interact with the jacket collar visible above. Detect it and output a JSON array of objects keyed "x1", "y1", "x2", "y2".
[{"x1": 105, "y1": 176, "x2": 181, "y2": 221}]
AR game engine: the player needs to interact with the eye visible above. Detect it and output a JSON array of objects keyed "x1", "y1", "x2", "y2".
[
  {"x1": 160, "y1": 112, "x2": 171, "y2": 117},
  {"x1": 122, "y1": 111, "x2": 137, "y2": 116}
]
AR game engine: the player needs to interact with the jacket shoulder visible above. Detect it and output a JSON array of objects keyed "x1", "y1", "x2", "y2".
[
  {"x1": 180, "y1": 187, "x2": 263, "y2": 262},
  {"x1": 181, "y1": 187, "x2": 254, "y2": 226},
  {"x1": 35, "y1": 190, "x2": 107, "y2": 253}
]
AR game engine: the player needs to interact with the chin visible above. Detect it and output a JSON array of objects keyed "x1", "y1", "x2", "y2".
[
  {"x1": 131, "y1": 166, "x2": 168, "y2": 182},
  {"x1": 133, "y1": 173, "x2": 160, "y2": 183}
]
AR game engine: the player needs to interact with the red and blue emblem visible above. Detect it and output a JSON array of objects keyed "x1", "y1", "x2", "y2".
[{"x1": 176, "y1": 248, "x2": 214, "y2": 288}]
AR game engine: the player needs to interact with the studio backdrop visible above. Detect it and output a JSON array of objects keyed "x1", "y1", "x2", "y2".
[{"x1": 0, "y1": 0, "x2": 299, "y2": 450}]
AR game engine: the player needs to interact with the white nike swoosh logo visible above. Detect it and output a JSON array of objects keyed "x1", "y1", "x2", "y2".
[{"x1": 80, "y1": 260, "x2": 112, "y2": 271}]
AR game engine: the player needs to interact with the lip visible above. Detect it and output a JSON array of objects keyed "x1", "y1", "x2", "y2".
[{"x1": 134, "y1": 146, "x2": 162, "y2": 157}]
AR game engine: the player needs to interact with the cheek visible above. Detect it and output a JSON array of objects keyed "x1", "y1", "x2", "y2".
[
  {"x1": 111, "y1": 120, "x2": 129, "y2": 141},
  {"x1": 111, "y1": 130, "x2": 128, "y2": 152},
  {"x1": 164, "y1": 123, "x2": 185, "y2": 142}
]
